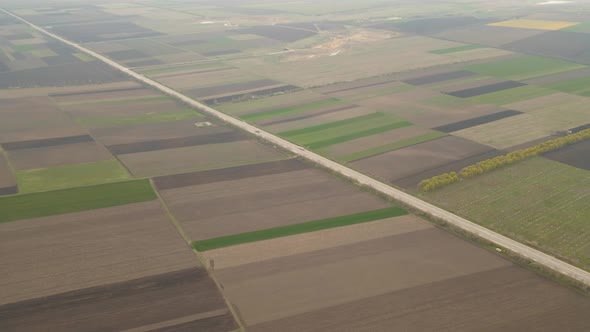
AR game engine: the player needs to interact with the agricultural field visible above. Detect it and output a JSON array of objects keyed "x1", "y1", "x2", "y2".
[
  {"x1": 423, "y1": 158, "x2": 590, "y2": 271},
  {"x1": 1, "y1": 0, "x2": 590, "y2": 330}
]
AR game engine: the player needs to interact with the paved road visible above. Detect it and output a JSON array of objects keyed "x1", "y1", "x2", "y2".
[{"x1": 4, "y1": 8, "x2": 589, "y2": 287}]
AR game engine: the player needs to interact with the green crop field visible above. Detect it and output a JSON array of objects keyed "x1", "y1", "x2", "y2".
[
  {"x1": 192, "y1": 206, "x2": 408, "y2": 251},
  {"x1": 468, "y1": 85, "x2": 556, "y2": 105},
  {"x1": 464, "y1": 55, "x2": 584, "y2": 80},
  {"x1": 279, "y1": 112, "x2": 412, "y2": 149},
  {"x1": 423, "y1": 157, "x2": 590, "y2": 271},
  {"x1": 16, "y1": 159, "x2": 131, "y2": 193},
  {"x1": 430, "y1": 44, "x2": 483, "y2": 54},
  {"x1": 240, "y1": 98, "x2": 342, "y2": 122},
  {"x1": 546, "y1": 76, "x2": 590, "y2": 97},
  {"x1": 0, "y1": 180, "x2": 157, "y2": 223},
  {"x1": 76, "y1": 108, "x2": 202, "y2": 127},
  {"x1": 337, "y1": 131, "x2": 448, "y2": 163}
]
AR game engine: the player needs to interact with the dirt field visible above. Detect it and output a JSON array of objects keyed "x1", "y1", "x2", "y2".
[
  {"x1": 0, "y1": 268, "x2": 237, "y2": 332},
  {"x1": 0, "y1": 61, "x2": 125, "y2": 88},
  {"x1": 504, "y1": 30, "x2": 590, "y2": 64},
  {"x1": 156, "y1": 68, "x2": 260, "y2": 90},
  {"x1": 118, "y1": 140, "x2": 286, "y2": 177},
  {"x1": 545, "y1": 139, "x2": 590, "y2": 170},
  {"x1": 454, "y1": 102, "x2": 590, "y2": 149},
  {"x1": 108, "y1": 131, "x2": 246, "y2": 155},
  {"x1": 0, "y1": 97, "x2": 86, "y2": 143},
  {"x1": 207, "y1": 215, "x2": 590, "y2": 331},
  {"x1": 0, "y1": 201, "x2": 197, "y2": 304},
  {"x1": 433, "y1": 110, "x2": 522, "y2": 133},
  {"x1": 90, "y1": 119, "x2": 233, "y2": 146},
  {"x1": 154, "y1": 158, "x2": 307, "y2": 191},
  {"x1": 351, "y1": 136, "x2": 494, "y2": 182},
  {"x1": 159, "y1": 167, "x2": 388, "y2": 241},
  {"x1": 7, "y1": 141, "x2": 113, "y2": 170}
]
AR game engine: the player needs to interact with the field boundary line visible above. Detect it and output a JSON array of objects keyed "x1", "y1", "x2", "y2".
[{"x1": 5, "y1": 8, "x2": 589, "y2": 287}]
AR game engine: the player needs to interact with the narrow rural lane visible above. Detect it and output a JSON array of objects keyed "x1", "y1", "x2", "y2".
[{"x1": 4, "y1": 8, "x2": 589, "y2": 287}]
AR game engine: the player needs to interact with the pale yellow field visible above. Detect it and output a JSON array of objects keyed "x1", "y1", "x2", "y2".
[{"x1": 489, "y1": 19, "x2": 578, "y2": 31}]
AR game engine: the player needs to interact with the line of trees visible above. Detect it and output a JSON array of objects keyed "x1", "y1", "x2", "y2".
[{"x1": 419, "y1": 128, "x2": 590, "y2": 192}]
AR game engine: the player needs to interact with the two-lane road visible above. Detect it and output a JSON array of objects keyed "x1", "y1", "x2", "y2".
[{"x1": 4, "y1": 8, "x2": 589, "y2": 287}]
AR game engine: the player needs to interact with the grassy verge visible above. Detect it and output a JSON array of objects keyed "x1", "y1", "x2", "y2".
[
  {"x1": 0, "y1": 180, "x2": 157, "y2": 223},
  {"x1": 430, "y1": 44, "x2": 483, "y2": 54},
  {"x1": 16, "y1": 159, "x2": 131, "y2": 193},
  {"x1": 338, "y1": 131, "x2": 448, "y2": 162},
  {"x1": 192, "y1": 206, "x2": 408, "y2": 251},
  {"x1": 240, "y1": 98, "x2": 341, "y2": 122}
]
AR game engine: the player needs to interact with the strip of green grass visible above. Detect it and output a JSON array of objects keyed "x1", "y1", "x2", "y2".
[
  {"x1": 280, "y1": 112, "x2": 386, "y2": 137},
  {"x1": 240, "y1": 98, "x2": 342, "y2": 122},
  {"x1": 0, "y1": 180, "x2": 157, "y2": 223},
  {"x1": 561, "y1": 22, "x2": 590, "y2": 32},
  {"x1": 546, "y1": 76, "x2": 590, "y2": 97},
  {"x1": 464, "y1": 55, "x2": 584, "y2": 80},
  {"x1": 11, "y1": 44, "x2": 35, "y2": 53},
  {"x1": 192, "y1": 206, "x2": 408, "y2": 251},
  {"x1": 308, "y1": 121, "x2": 412, "y2": 149},
  {"x1": 338, "y1": 131, "x2": 448, "y2": 163},
  {"x1": 468, "y1": 85, "x2": 556, "y2": 105},
  {"x1": 76, "y1": 108, "x2": 202, "y2": 127},
  {"x1": 16, "y1": 159, "x2": 131, "y2": 193},
  {"x1": 430, "y1": 44, "x2": 483, "y2": 54}
]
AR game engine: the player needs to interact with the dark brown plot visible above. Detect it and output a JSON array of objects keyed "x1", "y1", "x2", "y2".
[
  {"x1": 0, "y1": 61, "x2": 125, "y2": 88},
  {"x1": 154, "y1": 158, "x2": 308, "y2": 190},
  {"x1": 107, "y1": 131, "x2": 247, "y2": 155},
  {"x1": 503, "y1": 30, "x2": 590, "y2": 65},
  {"x1": 203, "y1": 85, "x2": 300, "y2": 105},
  {"x1": 433, "y1": 110, "x2": 522, "y2": 133},
  {"x1": 201, "y1": 49, "x2": 241, "y2": 57},
  {"x1": 258, "y1": 105, "x2": 360, "y2": 127},
  {"x1": 1, "y1": 134, "x2": 93, "y2": 151},
  {"x1": 238, "y1": 25, "x2": 317, "y2": 42},
  {"x1": 570, "y1": 123, "x2": 590, "y2": 133},
  {"x1": 402, "y1": 70, "x2": 477, "y2": 86},
  {"x1": 0, "y1": 268, "x2": 237, "y2": 332},
  {"x1": 186, "y1": 79, "x2": 279, "y2": 99},
  {"x1": 447, "y1": 81, "x2": 526, "y2": 98},
  {"x1": 351, "y1": 136, "x2": 494, "y2": 183},
  {"x1": 0, "y1": 154, "x2": 16, "y2": 196},
  {"x1": 248, "y1": 265, "x2": 590, "y2": 332},
  {"x1": 544, "y1": 139, "x2": 590, "y2": 171}
]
